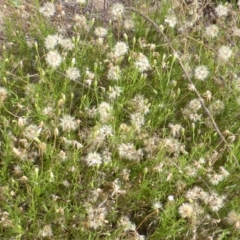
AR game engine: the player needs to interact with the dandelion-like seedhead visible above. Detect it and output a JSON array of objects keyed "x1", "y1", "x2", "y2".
[
  {"x1": 209, "y1": 100, "x2": 225, "y2": 115},
  {"x1": 218, "y1": 45, "x2": 232, "y2": 63},
  {"x1": 45, "y1": 50, "x2": 62, "y2": 68},
  {"x1": 39, "y1": 2, "x2": 55, "y2": 18},
  {"x1": 135, "y1": 53, "x2": 151, "y2": 72},
  {"x1": 98, "y1": 102, "x2": 113, "y2": 123},
  {"x1": 118, "y1": 216, "x2": 136, "y2": 231},
  {"x1": 188, "y1": 98, "x2": 202, "y2": 112},
  {"x1": 215, "y1": 4, "x2": 229, "y2": 18},
  {"x1": 118, "y1": 143, "x2": 143, "y2": 161},
  {"x1": 108, "y1": 86, "x2": 122, "y2": 100},
  {"x1": 59, "y1": 115, "x2": 78, "y2": 132},
  {"x1": 169, "y1": 123, "x2": 183, "y2": 138},
  {"x1": 207, "y1": 193, "x2": 225, "y2": 212},
  {"x1": 226, "y1": 211, "x2": 240, "y2": 230},
  {"x1": 86, "y1": 206, "x2": 108, "y2": 229},
  {"x1": 194, "y1": 65, "x2": 209, "y2": 81},
  {"x1": 165, "y1": 14, "x2": 177, "y2": 28},
  {"x1": 24, "y1": 124, "x2": 41, "y2": 140},
  {"x1": 59, "y1": 38, "x2": 74, "y2": 51},
  {"x1": 123, "y1": 18, "x2": 135, "y2": 30},
  {"x1": 178, "y1": 203, "x2": 194, "y2": 218},
  {"x1": 108, "y1": 65, "x2": 121, "y2": 81},
  {"x1": 94, "y1": 27, "x2": 108, "y2": 38},
  {"x1": 0, "y1": 87, "x2": 8, "y2": 102},
  {"x1": 205, "y1": 25, "x2": 219, "y2": 39},
  {"x1": 111, "y1": 3, "x2": 124, "y2": 19},
  {"x1": 74, "y1": 14, "x2": 88, "y2": 30},
  {"x1": 113, "y1": 41, "x2": 128, "y2": 58},
  {"x1": 44, "y1": 34, "x2": 60, "y2": 50},
  {"x1": 66, "y1": 67, "x2": 80, "y2": 81},
  {"x1": 233, "y1": 27, "x2": 240, "y2": 38},
  {"x1": 85, "y1": 152, "x2": 102, "y2": 167}
]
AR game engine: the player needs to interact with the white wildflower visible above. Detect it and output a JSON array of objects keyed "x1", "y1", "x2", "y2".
[
  {"x1": 188, "y1": 98, "x2": 202, "y2": 112},
  {"x1": 71, "y1": 140, "x2": 83, "y2": 149},
  {"x1": 44, "y1": 34, "x2": 59, "y2": 50},
  {"x1": 0, "y1": 87, "x2": 8, "y2": 102},
  {"x1": 66, "y1": 67, "x2": 80, "y2": 81},
  {"x1": 189, "y1": 113, "x2": 202, "y2": 122},
  {"x1": 113, "y1": 41, "x2": 128, "y2": 58},
  {"x1": 168, "y1": 195, "x2": 174, "y2": 201},
  {"x1": 131, "y1": 95, "x2": 150, "y2": 115},
  {"x1": 219, "y1": 166, "x2": 229, "y2": 177},
  {"x1": 205, "y1": 25, "x2": 219, "y2": 38},
  {"x1": 162, "y1": 138, "x2": 184, "y2": 155},
  {"x1": 123, "y1": 18, "x2": 135, "y2": 30},
  {"x1": 61, "y1": 137, "x2": 83, "y2": 149},
  {"x1": 58, "y1": 150, "x2": 67, "y2": 161},
  {"x1": 208, "y1": 173, "x2": 224, "y2": 185},
  {"x1": 185, "y1": 165, "x2": 198, "y2": 177},
  {"x1": 215, "y1": 4, "x2": 229, "y2": 18},
  {"x1": 107, "y1": 65, "x2": 121, "y2": 80},
  {"x1": 59, "y1": 38, "x2": 74, "y2": 51},
  {"x1": 188, "y1": 84, "x2": 196, "y2": 92},
  {"x1": 74, "y1": 14, "x2": 88, "y2": 30},
  {"x1": 94, "y1": 27, "x2": 108, "y2": 38},
  {"x1": 24, "y1": 124, "x2": 41, "y2": 140},
  {"x1": 203, "y1": 90, "x2": 212, "y2": 101},
  {"x1": 59, "y1": 115, "x2": 78, "y2": 132},
  {"x1": 209, "y1": 100, "x2": 224, "y2": 115},
  {"x1": 226, "y1": 211, "x2": 240, "y2": 230},
  {"x1": 85, "y1": 152, "x2": 102, "y2": 167},
  {"x1": 111, "y1": 3, "x2": 124, "y2": 19},
  {"x1": 108, "y1": 86, "x2": 122, "y2": 100},
  {"x1": 45, "y1": 50, "x2": 62, "y2": 68},
  {"x1": 194, "y1": 65, "x2": 209, "y2": 81},
  {"x1": 207, "y1": 192, "x2": 225, "y2": 212},
  {"x1": 42, "y1": 106, "x2": 54, "y2": 117},
  {"x1": 87, "y1": 206, "x2": 108, "y2": 229},
  {"x1": 102, "y1": 149, "x2": 112, "y2": 164},
  {"x1": 178, "y1": 203, "x2": 194, "y2": 218},
  {"x1": 165, "y1": 15, "x2": 177, "y2": 28},
  {"x1": 130, "y1": 112, "x2": 145, "y2": 130},
  {"x1": 98, "y1": 102, "x2": 112, "y2": 123},
  {"x1": 12, "y1": 148, "x2": 27, "y2": 161},
  {"x1": 152, "y1": 201, "x2": 163, "y2": 210},
  {"x1": 169, "y1": 123, "x2": 182, "y2": 137},
  {"x1": 13, "y1": 165, "x2": 22, "y2": 175},
  {"x1": 233, "y1": 28, "x2": 240, "y2": 38},
  {"x1": 39, "y1": 2, "x2": 55, "y2": 18},
  {"x1": 218, "y1": 45, "x2": 232, "y2": 63},
  {"x1": 118, "y1": 143, "x2": 143, "y2": 161},
  {"x1": 118, "y1": 216, "x2": 136, "y2": 231},
  {"x1": 135, "y1": 53, "x2": 151, "y2": 72},
  {"x1": 185, "y1": 186, "x2": 209, "y2": 202}
]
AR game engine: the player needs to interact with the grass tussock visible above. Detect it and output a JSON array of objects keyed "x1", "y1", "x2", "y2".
[{"x1": 1, "y1": 0, "x2": 240, "y2": 239}]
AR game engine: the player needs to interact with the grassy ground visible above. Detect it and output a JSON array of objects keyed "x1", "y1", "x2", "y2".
[{"x1": 1, "y1": 0, "x2": 240, "y2": 239}]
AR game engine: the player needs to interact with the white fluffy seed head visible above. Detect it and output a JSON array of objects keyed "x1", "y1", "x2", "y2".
[
  {"x1": 194, "y1": 65, "x2": 209, "y2": 81},
  {"x1": 45, "y1": 50, "x2": 62, "y2": 68},
  {"x1": 39, "y1": 2, "x2": 55, "y2": 18}
]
